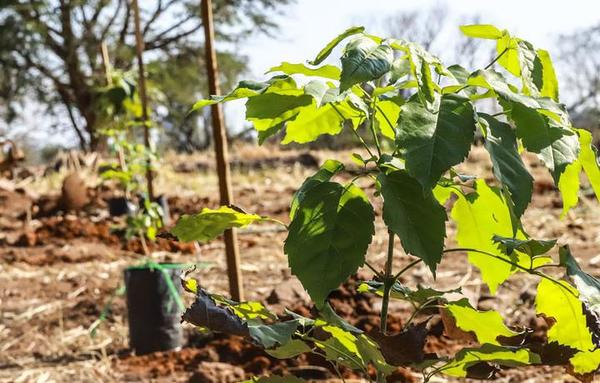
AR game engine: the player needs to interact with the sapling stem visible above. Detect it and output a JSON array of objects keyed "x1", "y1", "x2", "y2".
[
  {"x1": 369, "y1": 100, "x2": 382, "y2": 157},
  {"x1": 380, "y1": 230, "x2": 395, "y2": 334},
  {"x1": 484, "y1": 47, "x2": 509, "y2": 70}
]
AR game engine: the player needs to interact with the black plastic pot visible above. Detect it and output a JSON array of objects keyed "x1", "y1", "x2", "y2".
[
  {"x1": 124, "y1": 263, "x2": 183, "y2": 355},
  {"x1": 108, "y1": 197, "x2": 135, "y2": 217}
]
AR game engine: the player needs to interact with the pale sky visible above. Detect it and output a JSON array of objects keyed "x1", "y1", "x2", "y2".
[
  {"x1": 8, "y1": 0, "x2": 600, "y2": 147},
  {"x1": 218, "y1": 0, "x2": 600, "y2": 136},
  {"x1": 239, "y1": 0, "x2": 600, "y2": 78}
]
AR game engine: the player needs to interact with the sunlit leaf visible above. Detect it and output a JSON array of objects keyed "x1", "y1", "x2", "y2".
[
  {"x1": 441, "y1": 344, "x2": 540, "y2": 378},
  {"x1": 459, "y1": 24, "x2": 504, "y2": 40},
  {"x1": 309, "y1": 26, "x2": 365, "y2": 65},
  {"x1": 451, "y1": 180, "x2": 525, "y2": 293},
  {"x1": 268, "y1": 62, "x2": 341, "y2": 80},
  {"x1": 172, "y1": 206, "x2": 268, "y2": 242},
  {"x1": 537, "y1": 49, "x2": 559, "y2": 101},
  {"x1": 446, "y1": 299, "x2": 518, "y2": 345},
  {"x1": 536, "y1": 279, "x2": 593, "y2": 351}
]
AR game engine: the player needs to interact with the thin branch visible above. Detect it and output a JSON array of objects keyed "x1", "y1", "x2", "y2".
[{"x1": 145, "y1": 22, "x2": 201, "y2": 51}]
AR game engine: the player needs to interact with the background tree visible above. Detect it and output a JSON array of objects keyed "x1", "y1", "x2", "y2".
[{"x1": 0, "y1": 0, "x2": 292, "y2": 151}]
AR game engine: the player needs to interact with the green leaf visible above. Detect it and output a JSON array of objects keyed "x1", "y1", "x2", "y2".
[
  {"x1": 451, "y1": 180, "x2": 525, "y2": 293},
  {"x1": 172, "y1": 206, "x2": 267, "y2": 242},
  {"x1": 374, "y1": 97, "x2": 402, "y2": 140},
  {"x1": 397, "y1": 93, "x2": 476, "y2": 190},
  {"x1": 284, "y1": 182, "x2": 374, "y2": 305},
  {"x1": 579, "y1": 129, "x2": 600, "y2": 201},
  {"x1": 536, "y1": 278, "x2": 593, "y2": 351},
  {"x1": 281, "y1": 101, "x2": 355, "y2": 144},
  {"x1": 469, "y1": 69, "x2": 539, "y2": 109},
  {"x1": 248, "y1": 319, "x2": 300, "y2": 349},
  {"x1": 316, "y1": 326, "x2": 363, "y2": 370},
  {"x1": 442, "y1": 344, "x2": 540, "y2": 378},
  {"x1": 290, "y1": 159, "x2": 344, "y2": 220},
  {"x1": 268, "y1": 62, "x2": 341, "y2": 80},
  {"x1": 446, "y1": 299, "x2": 518, "y2": 345},
  {"x1": 318, "y1": 302, "x2": 362, "y2": 334},
  {"x1": 459, "y1": 24, "x2": 504, "y2": 40},
  {"x1": 407, "y1": 44, "x2": 436, "y2": 105},
  {"x1": 358, "y1": 280, "x2": 459, "y2": 305},
  {"x1": 265, "y1": 339, "x2": 312, "y2": 359},
  {"x1": 509, "y1": 102, "x2": 579, "y2": 182},
  {"x1": 537, "y1": 49, "x2": 559, "y2": 101},
  {"x1": 557, "y1": 129, "x2": 600, "y2": 216},
  {"x1": 493, "y1": 235, "x2": 556, "y2": 257},
  {"x1": 309, "y1": 26, "x2": 365, "y2": 65},
  {"x1": 355, "y1": 334, "x2": 395, "y2": 374},
  {"x1": 558, "y1": 159, "x2": 581, "y2": 217},
  {"x1": 378, "y1": 171, "x2": 447, "y2": 272},
  {"x1": 339, "y1": 37, "x2": 393, "y2": 91},
  {"x1": 192, "y1": 76, "x2": 290, "y2": 111},
  {"x1": 481, "y1": 113, "x2": 533, "y2": 217},
  {"x1": 559, "y1": 245, "x2": 600, "y2": 317},
  {"x1": 516, "y1": 40, "x2": 543, "y2": 96},
  {"x1": 497, "y1": 33, "x2": 521, "y2": 76},
  {"x1": 570, "y1": 350, "x2": 600, "y2": 374}
]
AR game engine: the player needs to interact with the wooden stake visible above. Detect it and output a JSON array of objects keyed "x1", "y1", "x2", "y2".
[
  {"x1": 100, "y1": 42, "x2": 128, "y2": 182},
  {"x1": 131, "y1": 0, "x2": 155, "y2": 200},
  {"x1": 201, "y1": 0, "x2": 244, "y2": 301},
  {"x1": 100, "y1": 42, "x2": 112, "y2": 85}
]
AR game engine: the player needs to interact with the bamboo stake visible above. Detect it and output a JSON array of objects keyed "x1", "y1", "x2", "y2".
[
  {"x1": 100, "y1": 42, "x2": 128, "y2": 185},
  {"x1": 201, "y1": 0, "x2": 244, "y2": 301},
  {"x1": 131, "y1": 0, "x2": 155, "y2": 200}
]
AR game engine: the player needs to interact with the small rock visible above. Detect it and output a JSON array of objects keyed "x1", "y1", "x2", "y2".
[
  {"x1": 61, "y1": 172, "x2": 89, "y2": 211},
  {"x1": 188, "y1": 361, "x2": 245, "y2": 383}
]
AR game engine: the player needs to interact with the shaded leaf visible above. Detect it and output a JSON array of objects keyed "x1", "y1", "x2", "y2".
[
  {"x1": 284, "y1": 182, "x2": 374, "y2": 305},
  {"x1": 481, "y1": 113, "x2": 533, "y2": 217},
  {"x1": 248, "y1": 319, "x2": 300, "y2": 349},
  {"x1": 357, "y1": 280, "x2": 459, "y2": 305},
  {"x1": 290, "y1": 159, "x2": 344, "y2": 220},
  {"x1": 378, "y1": 171, "x2": 447, "y2": 273},
  {"x1": 493, "y1": 235, "x2": 556, "y2": 257},
  {"x1": 265, "y1": 339, "x2": 312, "y2": 359},
  {"x1": 509, "y1": 102, "x2": 579, "y2": 182},
  {"x1": 182, "y1": 290, "x2": 249, "y2": 337},
  {"x1": 339, "y1": 37, "x2": 393, "y2": 91},
  {"x1": 398, "y1": 93, "x2": 476, "y2": 190},
  {"x1": 369, "y1": 321, "x2": 429, "y2": 366}
]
